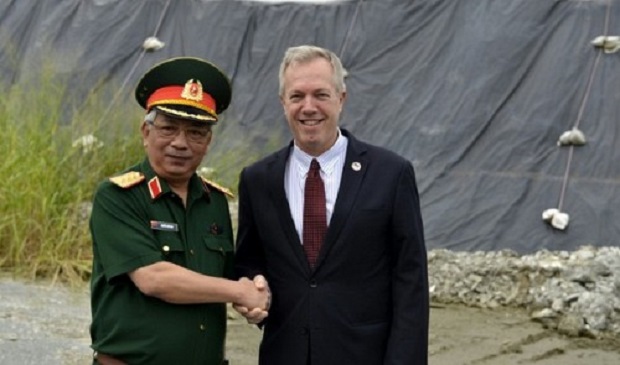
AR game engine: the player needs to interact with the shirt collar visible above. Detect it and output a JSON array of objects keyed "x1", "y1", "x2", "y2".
[
  {"x1": 140, "y1": 158, "x2": 209, "y2": 201},
  {"x1": 291, "y1": 129, "x2": 347, "y2": 177}
]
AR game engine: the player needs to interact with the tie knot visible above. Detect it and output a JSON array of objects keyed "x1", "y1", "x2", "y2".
[{"x1": 309, "y1": 159, "x2": 321, "y2": 177}]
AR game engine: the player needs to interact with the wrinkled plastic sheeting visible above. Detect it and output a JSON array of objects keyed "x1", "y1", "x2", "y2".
[{"x1": 0, "y1": 0, "x2": 618, "y2": 253}]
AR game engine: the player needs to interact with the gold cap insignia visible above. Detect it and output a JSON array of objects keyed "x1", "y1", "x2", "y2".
[
  {"x1": 181, "y1": 79, "x2": 203, "y2": 102},
  {"x1": 109, "y1": 171, "x2": 145, "y2": 189}
]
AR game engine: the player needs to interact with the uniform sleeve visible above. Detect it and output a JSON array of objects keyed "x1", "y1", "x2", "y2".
[
  {"x1": 90, "y1": 183, "x2": 162, "y2": 282},
  {"x1": 385, "y1": 160, "x2": 429, "y2": 364},
  {"x1": 215, "y1": 192, "x2": 235, "y2": 280}
]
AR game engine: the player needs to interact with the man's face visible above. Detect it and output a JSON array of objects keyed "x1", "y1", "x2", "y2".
[
  {"x1": 280, "y1": 58, "x2": 346, "y2": 156},
  {"x1": 141, "y1": 113, "x2": 212, "y2": 185}
]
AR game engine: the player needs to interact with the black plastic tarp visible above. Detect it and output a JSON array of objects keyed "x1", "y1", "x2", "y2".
[{"x1": 1, "y1": 0, "x2": 618, "y2": 252}]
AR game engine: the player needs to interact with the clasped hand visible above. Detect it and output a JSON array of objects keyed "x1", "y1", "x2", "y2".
[{"x1": 234, "y1": 275, "x2": 271, "y2": 324}]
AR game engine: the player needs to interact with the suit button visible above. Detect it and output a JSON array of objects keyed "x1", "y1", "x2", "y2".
[
  {"x1": 309, "y1": 280, "x2": 317, "y2": 288},
  {"x1": 300, "y1": 327, "x2": 309, "y2": 335}
]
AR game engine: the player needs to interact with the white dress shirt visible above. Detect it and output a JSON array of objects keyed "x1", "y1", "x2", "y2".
[{"x1": 284, "y1": 130, "x2": 348, "y2": 243}]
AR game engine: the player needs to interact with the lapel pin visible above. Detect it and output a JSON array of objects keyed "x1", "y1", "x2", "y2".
[{"x1": 351, "y1": 162, "x2": 361, "y2": 171}]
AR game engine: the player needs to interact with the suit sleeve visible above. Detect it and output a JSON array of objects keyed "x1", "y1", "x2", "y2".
[
  {"x1": 234, "y1": 167, "x2": 267, "y2": 280},
  {"x1": 385, "y1": 160, "x2": 429, "y2": 364}
]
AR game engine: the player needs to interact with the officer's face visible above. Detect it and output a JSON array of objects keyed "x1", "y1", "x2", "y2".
[
  {"x1": 141, "y1": 113, "x2": 212, "y2": 185},
  {"x1": 280, "y1": 58, "x2": 346, "y2": 157}
]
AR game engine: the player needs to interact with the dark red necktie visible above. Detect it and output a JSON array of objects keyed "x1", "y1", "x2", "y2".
[{"x1": 303, "y1": 159, "x2": 327, "y2": 268}]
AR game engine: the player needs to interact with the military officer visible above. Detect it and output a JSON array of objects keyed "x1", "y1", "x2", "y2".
[{"x1": 89, "y1": 57, "x2": 269, "y2": 365}]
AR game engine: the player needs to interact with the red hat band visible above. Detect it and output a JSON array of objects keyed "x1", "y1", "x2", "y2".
[{"x1": 146, "y1": 79, "x2": 217, "y2": 118}]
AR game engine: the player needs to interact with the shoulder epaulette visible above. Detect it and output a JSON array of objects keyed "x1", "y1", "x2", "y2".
[
  {"x1": 109, "y1": 171, "x2": 145, "y2": 189},
  {"x1": 201, "y1": 177, "x2": 235, "y2": 199}
]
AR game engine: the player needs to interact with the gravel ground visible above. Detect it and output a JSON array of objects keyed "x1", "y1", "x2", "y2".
[
  {"x1": 0, "y1": 275, "x2": 91, "y2": 365},
  {"x1": 1, "y1": 274, "x2": 619, "y2": 365}
]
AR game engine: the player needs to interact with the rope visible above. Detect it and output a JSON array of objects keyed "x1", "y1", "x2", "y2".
[
  {"x1": 557, "y1": 0, "x2": 613, "y2": 211},
  {"x1": 94, "y1": 0, "x2": 171, "y2": 127}
]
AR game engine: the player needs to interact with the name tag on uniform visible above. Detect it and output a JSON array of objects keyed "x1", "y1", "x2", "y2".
[{"x1": 150, "y1": 220, "x2": 178, "y2": 231}]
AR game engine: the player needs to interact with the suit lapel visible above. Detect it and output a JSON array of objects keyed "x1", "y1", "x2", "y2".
[
  {"x1": 317, "y1": 131, "x2": 368, "y2": 268},
  {"x1": 267, "y1": 145, "x2": 310, "y2": 272}
]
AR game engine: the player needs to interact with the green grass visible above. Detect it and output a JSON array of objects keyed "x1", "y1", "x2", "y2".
[
  {"x1": 0, "y1": 72, "x2": 144, "y2": 282},
  {"x1": 0, "y1": 70, "x2": 283, "y2": 284}
]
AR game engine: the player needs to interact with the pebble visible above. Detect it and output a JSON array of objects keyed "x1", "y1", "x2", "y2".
[{"x1": 429, "y1": 245, "x2": 620, "y2": 337}]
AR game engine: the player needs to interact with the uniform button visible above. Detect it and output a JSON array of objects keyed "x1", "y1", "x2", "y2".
[
  {"x1": 189, "y1": 249, "x2": 194, "y2": 255},
  {"x1": 309, "y1": 280, "x2": 317, "y2": 288},
  {"x1": 162, "y1": 245, "x2": 170, "y2": 252},
  {"x1": 199, "y1": 324, "x2": 206, "y2": 331}
]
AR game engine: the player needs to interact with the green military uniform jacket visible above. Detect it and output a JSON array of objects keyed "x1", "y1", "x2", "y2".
[{"x1": 90, "y1": 159, "x2": 234, "y2": 365}]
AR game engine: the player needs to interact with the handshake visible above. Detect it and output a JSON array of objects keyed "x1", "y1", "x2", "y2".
[{"x1": 234, "y1": 275, "x2": 271, "y2": 324}]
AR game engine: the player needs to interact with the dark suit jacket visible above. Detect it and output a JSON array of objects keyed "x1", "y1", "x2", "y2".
[{"x1": 235, "y1": 129, "x2": 429, "y2": 365}]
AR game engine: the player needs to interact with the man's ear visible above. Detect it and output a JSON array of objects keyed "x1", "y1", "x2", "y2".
[
  {"x1": 141, "y1": 122, "x2": 150, "y2": 147},
  {"x1": 206, "y1": 129, "x2": 213, "y2": 145}
]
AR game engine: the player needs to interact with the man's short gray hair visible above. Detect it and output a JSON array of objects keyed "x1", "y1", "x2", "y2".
[
  {"x1": 278, "y1": 45, "x2": 347, "y2": 96},
  {"x1": 144, "y1": 109, "x2": 157, "y2": 124}
]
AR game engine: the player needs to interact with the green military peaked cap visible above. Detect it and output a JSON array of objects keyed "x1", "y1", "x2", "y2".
[{"x1": 135, "y1": 57, "x2": 232, "y2": 123}]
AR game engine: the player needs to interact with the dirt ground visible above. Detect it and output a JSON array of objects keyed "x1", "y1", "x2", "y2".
[
  {"x1": 228, "y1": 303, "x2": 620, "y2": 365},
  {"x1": 0, "y1": 276, "x2": 619, "y2": 365}
]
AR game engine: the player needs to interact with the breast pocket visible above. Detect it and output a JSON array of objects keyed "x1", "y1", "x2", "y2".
[
  {"x1": 200, "y1": 236, "x2": 234, "y2": 278},
  {"x1": 156, "y1": 232, "x2": 186, "y2": 267}
]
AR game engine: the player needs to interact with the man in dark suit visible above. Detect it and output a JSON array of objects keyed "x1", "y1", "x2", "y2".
[{"x1": 234, "y1": 45, "x2": 429, "y2": 365}]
